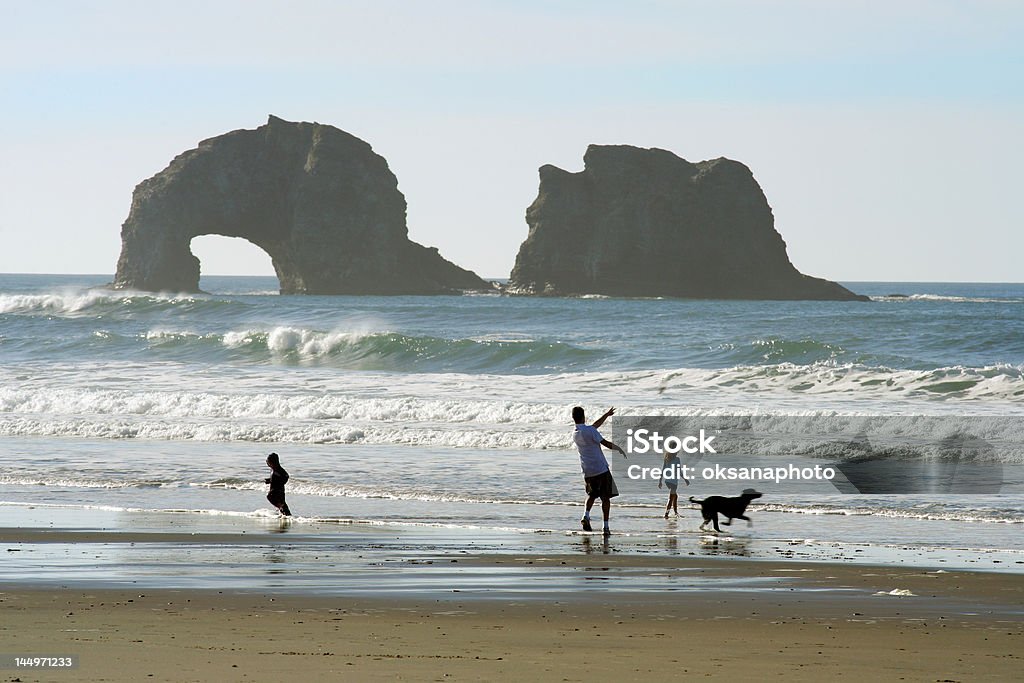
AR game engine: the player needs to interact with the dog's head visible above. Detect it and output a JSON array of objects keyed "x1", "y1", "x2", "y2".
[{"x1": 741, "y1": 488, "x2": 763, "y2": 500}]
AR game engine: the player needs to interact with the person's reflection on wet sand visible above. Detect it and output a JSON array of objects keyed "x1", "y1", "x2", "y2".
[
  {"x1": 661, "y1": 533, "x2": 679, "y2": 553},
  {"x1": 580, "y1": 534, "x2": 612, "y2": 555}
]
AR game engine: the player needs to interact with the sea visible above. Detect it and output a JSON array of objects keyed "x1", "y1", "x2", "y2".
[{"x1": 2, "y1": 274, "x2": 1023, "y2": 583}]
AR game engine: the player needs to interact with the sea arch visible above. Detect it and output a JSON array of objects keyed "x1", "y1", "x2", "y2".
[{"x1": 112, "y1": 115, "x2": 488, "y2": 295}]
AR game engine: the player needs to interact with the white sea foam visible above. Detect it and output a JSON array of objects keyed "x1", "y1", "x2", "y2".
[
  {"x1": 757, "y1": 503, "x2": 1024, "y2": 525},
  {"x1": 0, "y1": 289, "x2": 204, "y2": 316},
  {"x1": 657, "y1": 362, "x2": 1024, "y2": 401},
  {"x1": 223, "y1": 327, "x2": 374, "y2": 355},
  {"x1": 0, "y1": 386, "x2": 568, "y2": 424},
  {"x1": 9, "y1": 412, "x2": 1016, "y2": 460},
  {"x1": 0, "y1": 415, "x2": 570, "y2": 449},
  {"x1": 0, "y1": 474, "x2": 178, "y2": 489},
  {"x1": 0, "y1": 500, "x2": 287, "y2": 518},
  {"x1": 194, "y1": 479, "x2": 580, "y2": 506},
  {"x1": 2, "y1": 370, "x2": 1024, "y2": 452},
  {"x1": 0, "y1": 290, "x2": 117, "y2": 315},
  {"x1": 872, "y1": 294, "x2": 1022, "y2": 304},
  {"x1": 4, "y1": 472, "x2": 1022, "y2": 525}
]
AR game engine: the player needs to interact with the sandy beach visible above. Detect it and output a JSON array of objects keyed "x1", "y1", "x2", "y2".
[{"x1": 2, "y1": 551, "x2": 1022, "y2": 682}]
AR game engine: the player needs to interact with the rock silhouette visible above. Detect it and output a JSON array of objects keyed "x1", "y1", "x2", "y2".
[
  {"x1": 113, "y1": 115, "x2": 489, "y2": 294},
  {"x1": 509, "y1": 144, "x2": 867, "y2": 300}
]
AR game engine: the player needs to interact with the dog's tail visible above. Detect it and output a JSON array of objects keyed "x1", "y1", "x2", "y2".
[{"x1": 689, "y1": 496, "x2": 703, "y2": 505}]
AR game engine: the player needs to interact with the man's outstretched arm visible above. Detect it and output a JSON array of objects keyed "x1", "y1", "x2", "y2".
[
  {"x1": 592, "y1": 407, "x2": 615, "y2": 430},
  {"x1": 601, "y1": 439, "x2": 625, "y2": 457}
]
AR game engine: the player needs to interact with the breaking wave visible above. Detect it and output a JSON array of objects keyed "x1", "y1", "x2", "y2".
[
  {"x1": 216, "y1": 327, "x2": 598, "y2": 372},
  {"x1": 871, "y1": 293, "x2": 1024, "y2": 304},
  {"x1": 0, "y1": 289, "x2": 248, "y2": 317},
  {"x1": 656, "y1": 362, "x2": 1024, "y2": 400}
]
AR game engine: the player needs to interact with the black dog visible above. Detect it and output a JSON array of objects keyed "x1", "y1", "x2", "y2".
[{"x1": 690, "y1": 489, "x2": 762, "y2": 532}]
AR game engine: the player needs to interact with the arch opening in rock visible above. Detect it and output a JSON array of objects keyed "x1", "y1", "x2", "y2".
[{"x1": 190, "y1": 235, "x2": 279, "y2": 292}]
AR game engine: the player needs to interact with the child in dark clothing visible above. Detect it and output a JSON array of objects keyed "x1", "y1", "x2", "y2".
[{"x1": 265, "y1": 452, "x2": 292, "y2": 516}]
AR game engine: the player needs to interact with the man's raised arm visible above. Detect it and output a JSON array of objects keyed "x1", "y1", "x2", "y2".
[{"x1": 592, "y1": 407, "x2": 615, "y2": 430}]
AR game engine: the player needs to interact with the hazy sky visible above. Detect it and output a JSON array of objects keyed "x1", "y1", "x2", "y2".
[{"x1": 2, "y1": 1, "x2": 1021, "y2": 281}]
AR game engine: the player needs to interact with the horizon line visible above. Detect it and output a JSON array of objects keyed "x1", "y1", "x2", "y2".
[{"x1": 2, "y1": 272, "x2": 1022, "y2": 286}]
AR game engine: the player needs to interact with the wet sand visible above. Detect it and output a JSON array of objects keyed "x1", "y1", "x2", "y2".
[
  {"x1": 2, "y1": 555, "x2": 1022, "y2": 682},
  {"x1": 2, "y1": 512, "x2": 1022, "y2": 680}
]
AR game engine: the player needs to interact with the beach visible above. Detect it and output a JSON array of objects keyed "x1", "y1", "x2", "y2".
[
  {"x1": 3, "y1": 514, "x2": 1023, "y2": 681},
  {"x1": 3, "y1": 551, "x2": 1022, "y2": 682}
]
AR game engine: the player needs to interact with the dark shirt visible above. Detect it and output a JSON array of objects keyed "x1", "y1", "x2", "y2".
[{"x1": 268, "y1": 467, "x2": 289, "y2": 494}]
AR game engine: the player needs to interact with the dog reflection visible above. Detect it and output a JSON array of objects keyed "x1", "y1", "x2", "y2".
[{"x1": 698, "y1": 535, "x2": 751, "y2": 557}]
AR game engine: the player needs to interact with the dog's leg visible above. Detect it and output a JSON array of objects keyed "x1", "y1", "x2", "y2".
[
  {"x1": 721, "y1": 518, "x2": 732, "y2": 526},
  {"x1": 712, "y1": 513, "x2": 721, "y2": 532},
  {"x1": 737, "y1": 515, "x2": 752, "y2": 527}
]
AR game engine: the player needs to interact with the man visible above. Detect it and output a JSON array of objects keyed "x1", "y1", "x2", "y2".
[{"x1": 572, "y1": 406, "x2": 626, "y2": 534}]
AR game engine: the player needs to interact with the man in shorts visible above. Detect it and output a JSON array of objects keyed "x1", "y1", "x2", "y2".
[{"x1": 572, "y1": 406, "x2": 626, "y2": 534}]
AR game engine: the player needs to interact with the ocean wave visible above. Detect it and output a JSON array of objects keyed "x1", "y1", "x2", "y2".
[
  {"x1": 0, "y1": 500, "x2": 289, "y2": 519},
  {"x1": 0, "y1": 500, "x2": 563, "y2": 531},
  {"x1": 0, "y1": 416, "x2": 572, "y2": 450},
  {"x1": 0, "y1": 474, "x2": 178, "y2": 489},
  {"x1": 2, "y1": 362, "x2": 1024, "y2": 449},
  {"x1": 723, "y1": 338, "x2": 847, "y2": 365},
  {"x1": 220, "y1": 327, "x2": 599, "y2": 372},
  {"x1": 2, "y1": 411, "x2": 1024, "y2": 465},
  {"x1": 656, "y1": 362, "x2": 1024, "y2": 400},
  {"x1": 0, "y1": 386, "x2": 569, "y2": 424},
  {"x1": 0, "y1": 289, "x2": 248, "y2": 318},
  {"x1": 0, "y1": 290, "x2": 118, "y2": 315},
  {"x1": 22, "y1": 324, "x2": 599, "y2": 373},
  {"x1": 871, "y1": 293, "x2": 1024, "y2": 304},
  {"x1": 195, "y1": 477, "x2": 582, "y2": 506},
  {"x1": 757, "y1": 503, "x2": 1024, "y2": 525},
  {"x1": 5, "y1": 368, "x2": 1019, "y2": 434}
]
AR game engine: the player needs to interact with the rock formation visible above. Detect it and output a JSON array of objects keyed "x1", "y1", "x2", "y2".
[
  {"x1": 509, "y1": 145, "x2": 867, "y2": 301},
  {"x1": 113, "y1": 115, "x2": 490, "y2": 294}
]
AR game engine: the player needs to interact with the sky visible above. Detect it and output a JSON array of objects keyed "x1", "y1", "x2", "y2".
[{"x1": 1, "y1": 0, "x2": 1021, "y2": 282}]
